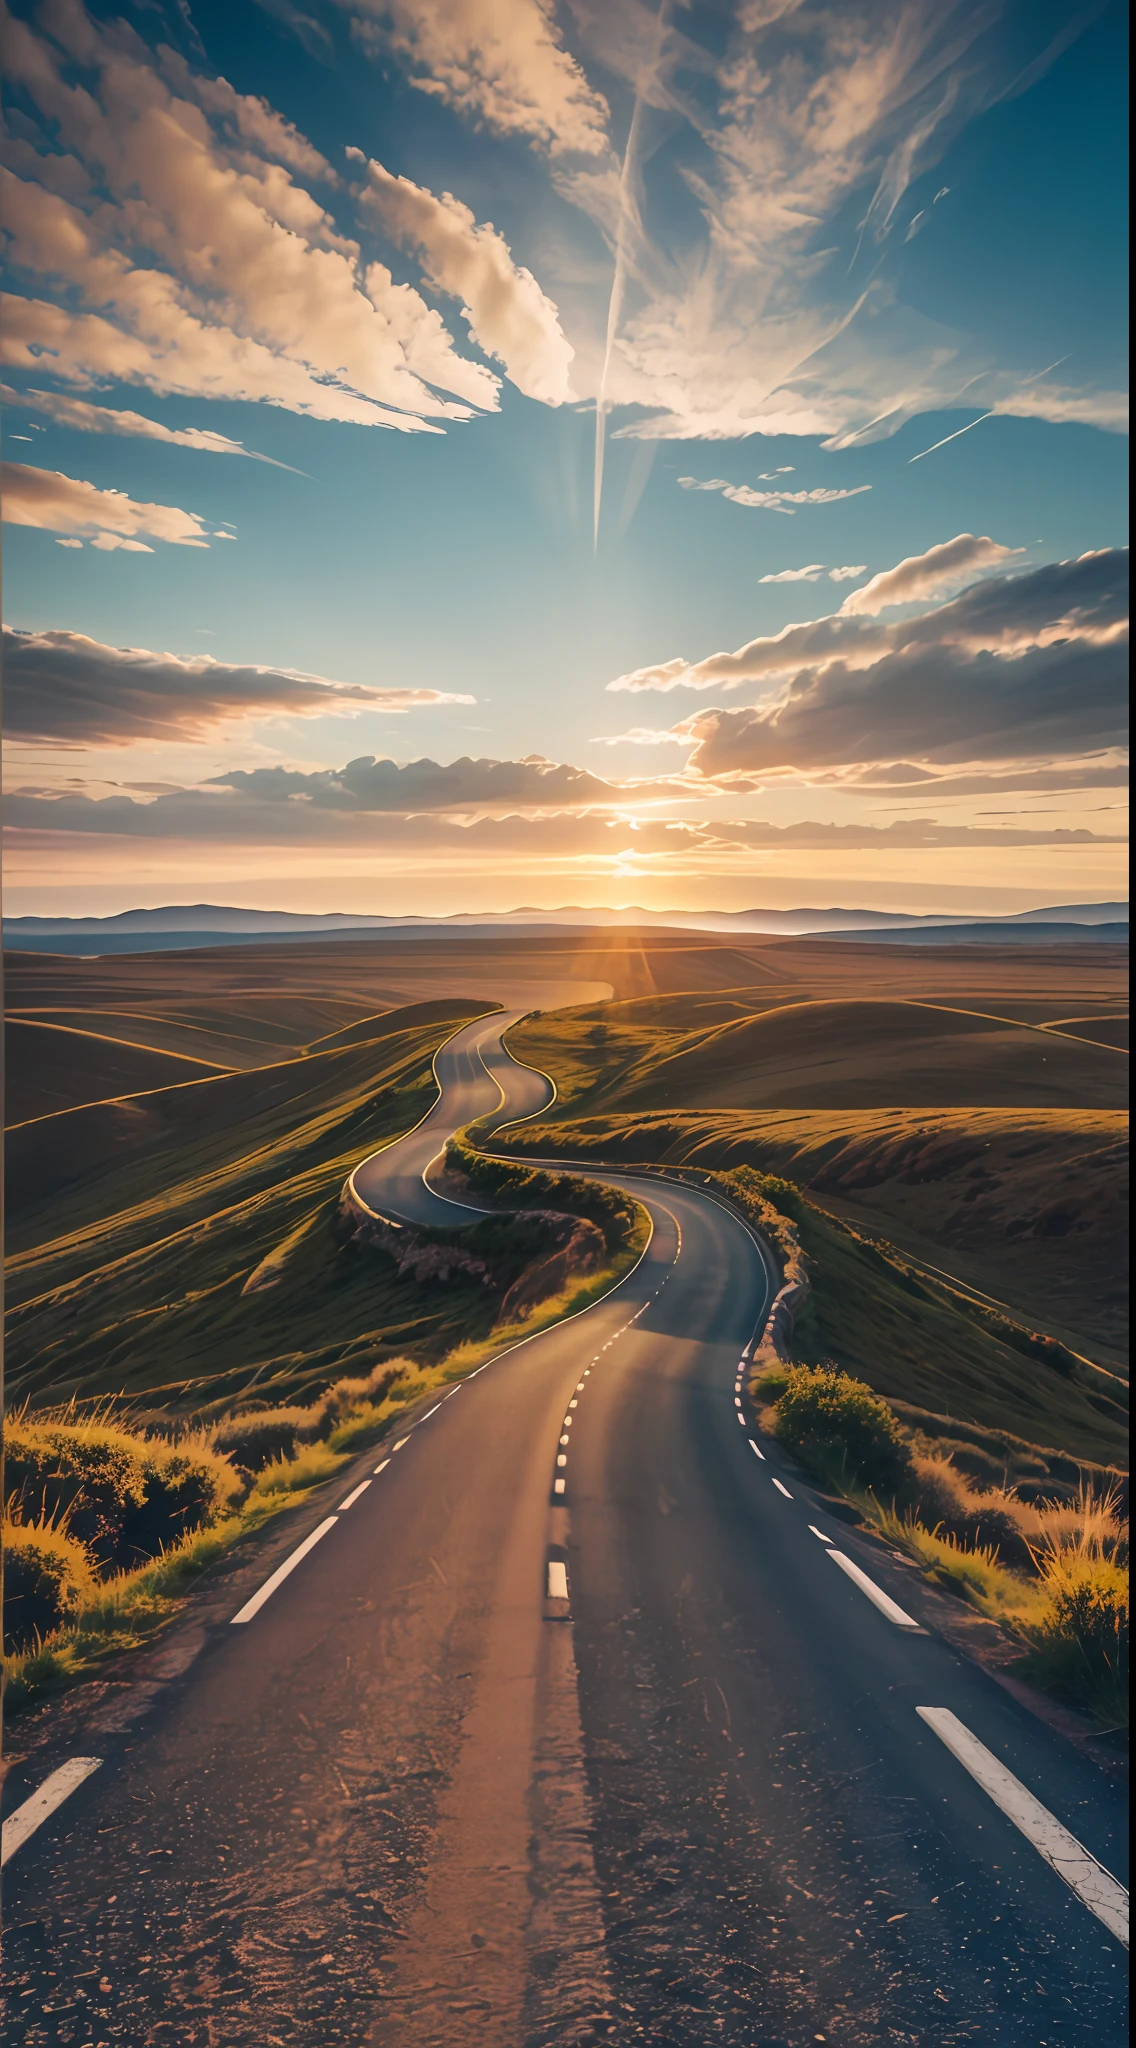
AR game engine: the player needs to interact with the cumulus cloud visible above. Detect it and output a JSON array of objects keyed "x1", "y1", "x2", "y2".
[
  {"x1": 346, "y1": 0, "x2": 611, "y2": 158},
  {"x1": 2, "y1": 627, "x2": 475, "y2": 746},
  {"x1": 0, "y1": 2, "x2": 495, "y2": 430},
  {"x1": 679, "y1": 476, "x2": 871, "y2": 515},
  {"x1": 205, "y1": 752, "x2": 677, "y2": 812},
  {"x1": 674, "y1": 550, "x2": 1129, "y2": 780},
  {"x1": 0, "y1": 384, "x2": 294, "y2": 465},
  {"x1": 759, "y1": 565, "x2": 826, "y2": 584},
  {"x1": 356, "y1": 158, "x2": 574, "y2": 404},
  {"x1": 608, "y1": 537, "x2": 1111, "y2": 698},
  {"x1": 840, "y1": 534, "x2": 1018, "y2": 615},
  {"x1": 3, "y1": 775, "x2": 1116, "y2": 859},
  {"x1": 2, "y1": 462, "x2": 214, "y2": 548}
]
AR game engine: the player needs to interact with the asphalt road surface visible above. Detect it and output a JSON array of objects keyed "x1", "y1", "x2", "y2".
[{"x1": 2, "y1": 1015, "x2": 1128, "y2": 2046}]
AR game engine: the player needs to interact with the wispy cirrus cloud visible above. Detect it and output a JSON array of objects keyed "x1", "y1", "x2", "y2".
[
  {"x1": 1, "y1": 626, "x2": 475, "y2": 746},
  {"x1": 355, "y1": 156, "x2": 576, "y2": 404},
  {"x1": 1, "y1": 462, "x2": 216, "y2": 549},
  {"x1": 0, "y1": 0, "x2": 503, "y2": 430},
  {"x1": 679, "y1": 476, "x2": 871, "y2": 515},
  {"x1": 0, "y1": 385, "x2": 296, "y2": 467},
  {"x1": 759, "y1": 565, "x2": 827, "y2": 584},
  {"x1": 343, "y1": 0, "x2": 612, "y2": 159}
]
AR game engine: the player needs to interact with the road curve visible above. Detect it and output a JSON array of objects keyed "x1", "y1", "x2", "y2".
[{"x1": 1, "y1": 1014, "x2": 1128, "y2": 2047}]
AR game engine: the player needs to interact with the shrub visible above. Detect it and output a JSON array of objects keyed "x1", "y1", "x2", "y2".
[
  {"x1": 211, "y1": 1406, "x2": 316, "y2": 1471},
  {"x1": 4, "y1": 1419, "x2": 148, "y2": 1565},
  {"x1": 773, "y1": 1365, "x2": 912, "y2": 1495},
  {"x1": 121, "y1": 1437, "x2": 242, "y2": 1564},
  {"x1": 3, "y1": 1517, "x2": 97, "y2": 1653},
  {"x1": 1022, "y1": 1552, "x2": 1129, "y2": 1725},
  {"x1": 4, "y1": 1416, "x2": 241, "y2": 1569},
  {"x1": 903, "y1": 1454, "x2": 1035, "y2": 1566}
]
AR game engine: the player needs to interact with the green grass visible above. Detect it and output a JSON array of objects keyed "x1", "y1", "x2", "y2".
[{"x1": 492, "y1": 1118, "x2": 1127, "y2": 1473}]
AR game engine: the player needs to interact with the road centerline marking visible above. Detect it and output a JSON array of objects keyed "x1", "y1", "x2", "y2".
[
  {"x1": 373, "y1": 1459, "x2": 390, "y2": 1474},
  {"x1": 338, "y1": 1481, "x2": 371, "y2": 1511},
  {"x1": 808, "y1": 1524, "x2": 834, "y2": 1544},
  {"x1": 829, "y1": 1550, "x2": 919, "y2": 1628},
  {"x1": 547, "y1": 1560, "x2": 569, "y2": 1601},
  {"x1": 2, "y1": 1759, "x2": 102, "y2": 1867},
  {"x1": 231, "y1": 1517, "x2": 339, "y2": 1624},
  {"x1": 917, "y1": 1706, "x2": 1129, "y2": 1946},
  {"x1": 748, "y1": 1439, "x2": 765, "y2": 1461},
  {"x1": 771, "y1": 1477, "x2": 793, "y2": 1498}
]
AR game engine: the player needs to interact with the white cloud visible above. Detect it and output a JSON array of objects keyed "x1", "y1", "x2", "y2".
[
  {"x1": 840, "y1": 533, "x2": 1017, "y2": 615},
  {"x1": 0, "y1": 4, "x2": 496, "y2": 430},
  {"x1": 829, "y1": 564, "x2": 867, "y2": 582},
  {"x1": 759, "y1": 564, "x2": 826, "y2": 584},
  {"x1": 357, "y1": 158, "x2": 575, "y2": 404},
  {"x1": 679, "y1": 476, "x2": 871, "y2": 516},
  {"x1": 589, "y1": 727, "x2": 692, "y2": 747},
  {"x1": 670, "y1": 549, "x2": 1129, "y2": 780},
  {"x1": 346, "y1": 0, "x2": 611, "y2": 158},
  {"x1": 2, "y1": 462, "x2": 214, "y2": 547},
  {"x1": 0, "y1": 383, "x2": 293, "y2": 465}
]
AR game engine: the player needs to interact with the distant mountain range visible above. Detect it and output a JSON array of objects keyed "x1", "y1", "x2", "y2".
[{"x1": 2, "y1": 900, "x2": 1128, "y2": 955}]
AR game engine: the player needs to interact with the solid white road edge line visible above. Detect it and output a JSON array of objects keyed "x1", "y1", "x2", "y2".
[
  {"x1": 338, "y1": 1481, "x2": 371, "y2": 1511},
  {"x1": 917, "y1": 1706, "x2": 1129, "y2": 1947},
  {"x1": 230, "y1": 1517, "x2": 339, "y2": 1625},
  {"x1": 771, "y1": 1477, "x2": 793, "y2": 1498},
  {"x1": 2, "y1": 1758, "x2": 102, "y2": 1868},
  {"x1": 547, "y1": 1561, "x2": 569, "y2": 1600},
  {"x1": 828, "y1": 1550, "x2": 919, "y2": 1628}
]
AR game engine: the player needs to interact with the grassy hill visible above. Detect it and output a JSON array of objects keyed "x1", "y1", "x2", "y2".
[
  {"x1": 5, "y1": 1018, "x2": 230, "y2": 1125},
  {"x1": 509, "y1": 993, "x2": 1129, "y2": 1115},
  {"x1": 4, "y1": 1001, "x2": 497, "y2": 1415}
]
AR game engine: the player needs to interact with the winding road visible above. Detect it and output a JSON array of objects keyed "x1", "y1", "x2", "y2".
[{"x1": 2, "y1": 1014, "x2": 1128, "y2": 2046}]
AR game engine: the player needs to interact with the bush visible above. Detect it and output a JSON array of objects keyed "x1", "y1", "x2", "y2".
[
  {"x1": 210, "y1": 1407, "x2": 313, "y2": 1471},
  {"x1": 122, "y1": 1437, "x2": 242, "y2": 1563},
  {"x1": 446, "y1": 1135, "x2": 639, "y2": 1252},
  {"x1": 1023, "y1": 1553, "x2": 1129, "y2": 1725},
  {"x1": 4, "y1": 1416, "x2": 240, "y2": 1568},
  {"x1": 5, "y1": 1420, "x2": 148, "y2": 1565},
  {"x1": 903, "y1": 1454, "x2": 1034, "y2": 1566},
  {"x1": 3, "y1": 1518, "x2": 97, "y2": 1653},
  {"x1": 773, "y1": 1365, "x2": 912, "y2": 1495}
]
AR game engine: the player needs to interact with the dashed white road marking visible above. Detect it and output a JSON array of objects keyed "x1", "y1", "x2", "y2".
[
  {"x1": 2, "y1": 1759, "x2": 102, "y2": 1867},
  {"x1": 231, "y1": 1517, "x2": 339, "y2": 1624},
  {"x1": 373, "y1": 1459, "x2": 390, "y2": 1475},
  {"x1": 808, "y1": 1525, "x2": 833, "y2": 1544},
  {"x1": 736, "y1": 1411, "x2": 747, "y2": 1427},
  {"x1": 771, "y1": 1477, "x2": 793, "y2": 1498},
  {"x1": 828, "y1": 1550, "x2": 919, "y2": 1628},
  {"x1": 338, "y1": 1480, "x2": 371, "y2": 1511},
  {"x1": 419, "y1": 1404, "x2": 442, "y2": 1422},
  {"x1": 391, "y1": 1438, "x2": 409, "y2": 1453},
  {"x1": 917, "y1": 1707, "x2": 1129, "y2": 1947},
  {"x1": 748, "y1": 1439, "x2": 765, "y2": 1461},
  {"x1": 547, "y1": 1561, "x2": 569, "y2": 1601},
  {"x1": 554, "y1": 1477, "x2": 566, "y2": 1495},
  {"x1": 734, "y1": 1398, "x2": 743, "y2": 1409},
  {"x1": 560, "y1": 1433, "x2": 570, "y2": 1445},
  {"x1": 557, "y1": 1453, "x2": 568, "y2": 1467}
]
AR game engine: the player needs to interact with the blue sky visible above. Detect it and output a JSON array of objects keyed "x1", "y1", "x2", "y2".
[{"x1": 1, "y1": 0, "x2": 1128, "y2": 915}]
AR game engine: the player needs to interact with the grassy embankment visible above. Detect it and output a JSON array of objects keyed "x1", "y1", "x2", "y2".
[
  {"x1": 498, "y1": 997, "x2": 1129, "y2": 1725},
  {"x1": 3, "y1": 1002, "x2": 649, "y2": 1711}
]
